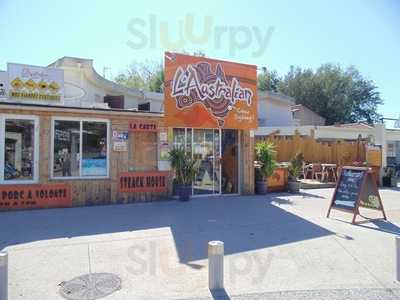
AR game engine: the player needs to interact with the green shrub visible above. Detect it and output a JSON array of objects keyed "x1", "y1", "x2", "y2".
[
  {"x1": 255, "y1": 141, "x2": 277, "y2": 180},
  {"x1": 289, "y1": 152, "x2": 304, "y2": 180},
  {"x1": 169, "y1": 147, "x2": 199, "y2": 186}
]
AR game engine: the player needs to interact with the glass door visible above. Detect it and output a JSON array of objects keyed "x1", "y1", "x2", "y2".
[
  {"x1": 172, "y1": 128, "x2": 238, "y2": 196},
  {"x1": 193, "y1": 129, "x2": 220, "y2": 195}
]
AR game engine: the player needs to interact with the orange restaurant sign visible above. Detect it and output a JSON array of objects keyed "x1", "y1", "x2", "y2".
[
  {"x1": 164, "y1": 52, "x2": 258, "y2": 129},
  {"x1": 0, "y1": 183, "x2": 71, "y2": 211}
]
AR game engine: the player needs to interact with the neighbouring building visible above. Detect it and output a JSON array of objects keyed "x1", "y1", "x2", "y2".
[
  {"x1": 291, "y1": 104, "x2": 326, "y2": 126},
  {"x1": 0, "y1": 57, "x2": 164, "y2": 112},
  {"x1": 257, "y1": 91, "x2": 296, "y2": 126}
]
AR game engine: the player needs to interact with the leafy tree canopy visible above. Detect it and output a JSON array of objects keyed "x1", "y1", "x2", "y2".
[
  {"x1": 114, "y1": 61, "x2": 164, "y2": 93},
  {"x1": 114, "y1": 51, "x2": 203, "y2": 93},
  {"x1": 258, "y1": 64, "x2": 383, "y2": 125}
]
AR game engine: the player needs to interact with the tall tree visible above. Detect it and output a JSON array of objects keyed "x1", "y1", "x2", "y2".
[
  {"x1": 257, "y1": 67, "x2": 280, "y2": 92},
  {"x1": 114, "y1": 61, "x2": 164, "y2": 92},
  {"x1": 277, "y1": 64, "x2": 383, "y2": 125},
  {"x1": 115, "y1": 51, "x2": 204, "y2": 93}
]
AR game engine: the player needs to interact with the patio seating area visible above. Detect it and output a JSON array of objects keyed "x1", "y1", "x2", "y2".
[
  {"x1": 257, "y1": 130, "x2": 383, "y2": 190},
  {"x1": 302, "y1": 163, "x2": 338, "y2": 183}
]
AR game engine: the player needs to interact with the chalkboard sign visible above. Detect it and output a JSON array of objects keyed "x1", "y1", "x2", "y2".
[
  {"x1": 327, "y1": 166, "x2": 386, "y2": 224},
  {"x1": 333, "y1": 168, "x2": 364, "y2": 210}
]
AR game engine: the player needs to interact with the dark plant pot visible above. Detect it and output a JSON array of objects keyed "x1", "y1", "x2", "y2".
[
  {"x1": 176, "y1": 184, "x2": 192, "y2": 201},
  {"x1": 288, "y1": 180, "x2": 301, "y2": 193},
  {"x1": 255, "y1": 180, "x2": 268, "y2": 194},
  {"x1": 391, "y1": 178, "x2": 397, "y2": 187},
  {"x1": 382, "y1": 176, "x2": 392, "y2": 187}
]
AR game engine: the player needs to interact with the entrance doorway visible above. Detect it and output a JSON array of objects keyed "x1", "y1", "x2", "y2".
[
  {"x1": 221, "y1": 129, "x2": 239, "y2": 194},
  {"x1": 172, "y1": 128, "x2": 240, "y2": 195}
]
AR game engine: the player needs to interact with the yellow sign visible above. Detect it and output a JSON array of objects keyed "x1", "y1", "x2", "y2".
[
  {"x1": 7, "y1": 63, "x2": 64, "y2": 101},
  {"x1": 10, "y1": 91, "x2": 61, "y2": 101}
]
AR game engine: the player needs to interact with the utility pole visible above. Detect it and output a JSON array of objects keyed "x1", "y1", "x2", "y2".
[{"x1": 103, "y1": 66, "x2": 110, "y2": 79}]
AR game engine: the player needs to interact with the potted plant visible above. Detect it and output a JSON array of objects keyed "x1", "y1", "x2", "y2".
[
  {"x1": 169, "y1": 147, "x2": 199, "y2": 201},
  {"x1": 288, "y1": 152, "x2": 304, "y2": 193},
  {"x1": 254, "y1": 141, "x2": 277, "y2": 194},
  {"x1": 382, "y1": 167, "x2": 395, "y2": 187}
]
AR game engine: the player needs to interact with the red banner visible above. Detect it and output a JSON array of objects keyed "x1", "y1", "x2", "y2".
[
  {"x1": 129, "y1": 119, "x2": 158, "y2": 132},
  {"x1": 0, "y1": 183, "x2": 71, "y2": 211},
  {"x1": 119, "y1": 171, "x2": 169, "y2": 193}
]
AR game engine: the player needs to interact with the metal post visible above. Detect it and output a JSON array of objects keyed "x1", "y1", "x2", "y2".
[
  {"x1": 208, "y1": 241, "x2": 224, "y2": 290},
  {"x1": 396, "y1": 237, "x2": 400, "y2": 282},
  {"x1": 0, "y1": 252, "x2": 7, "y2": 300}
]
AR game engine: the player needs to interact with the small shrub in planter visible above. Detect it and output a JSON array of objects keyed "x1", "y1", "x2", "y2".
[
  {"x1": 288, "y1": 152, "x2": 304, "y2": 193},
  {"x1": 169, "y1": 147, "x2": 199, "y2": 201},
  {"x1": 254, "y1": 141, "x2": 277, "y2": 194}
]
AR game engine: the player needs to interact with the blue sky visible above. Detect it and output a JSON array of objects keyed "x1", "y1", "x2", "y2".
[{"x1": 0, "y1": 0, "x2": 399, "y2": 119}]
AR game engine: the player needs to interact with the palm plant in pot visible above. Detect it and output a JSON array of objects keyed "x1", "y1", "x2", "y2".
[
  {"x1": 254, "y1": 141, "x2": 277, "y2": 194},
  {"x1": 288, "y1": 152, "x2": 304, "y2": 193},
  {"x1": 169, "y1": 147, "x2": 199, "y2": 201}
]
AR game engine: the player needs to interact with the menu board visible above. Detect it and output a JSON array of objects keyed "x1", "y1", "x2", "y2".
[
  {"x1": 333, "y1": 168, "x2": 365, "y2": 209},
  {"x1": 327, "y1": 166, "x2": 386, "y2": 223}
]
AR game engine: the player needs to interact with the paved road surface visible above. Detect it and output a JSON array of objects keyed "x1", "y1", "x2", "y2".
[{"x1": 1, "y1": 188, "x2": 400, "y2": 299}]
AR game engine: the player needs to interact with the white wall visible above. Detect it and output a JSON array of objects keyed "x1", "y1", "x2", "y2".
[
  {"x1": 258, "y1": 97, "x2": 294, "y2": 126},
  {"x1": 62, "y1": 67, "x2": 138, "y2": 109},
  {"x1": 255, "y1": 125, "x2": 373, "y2": 140},
  {"x1": 293, "y1": 105, "x2": 326, "y2": 126}
]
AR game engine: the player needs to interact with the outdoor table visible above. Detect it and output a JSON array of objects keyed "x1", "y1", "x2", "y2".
[{"x1": 321, "y1": 163, "x2": 337, "y2": 182}]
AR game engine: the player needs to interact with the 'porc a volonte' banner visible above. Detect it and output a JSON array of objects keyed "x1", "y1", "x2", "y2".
[{"x1": 164, "y1": 52, "x2": 258, "y2": 129}]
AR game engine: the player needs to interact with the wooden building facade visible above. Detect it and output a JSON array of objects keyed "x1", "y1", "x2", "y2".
[{"x1": 0, "y1": 103, "x2": 255, "y2": 211}]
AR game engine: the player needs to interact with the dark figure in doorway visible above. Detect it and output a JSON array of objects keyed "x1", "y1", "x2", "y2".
[{"x1": 61, "y1": 151, "x2": 71, "y2": 177}]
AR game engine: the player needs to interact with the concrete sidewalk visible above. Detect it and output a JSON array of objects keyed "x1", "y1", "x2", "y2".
[{"x1": 1, "y1": 188, "x2": 400, "y2": 299}]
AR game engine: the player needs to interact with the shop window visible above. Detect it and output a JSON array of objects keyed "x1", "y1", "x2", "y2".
[
  {"x1": 172, "y1": 128, "x2": 192, "y2": 156},
  {"x1": 52, "y1": 119, "x2": 109, "y2": 178},
  {"x1": 53, "y1": 120, "x2": 80, "y2": 177},
  {"x1": 0, "y1": 115, "x2": 38, "y2": 184},
  {"x1": 173, "y1": 128, "x2": 186, "y2": 148},
  {"x1": 138, "y1": 102, "x2": 150, "y2": 111}
]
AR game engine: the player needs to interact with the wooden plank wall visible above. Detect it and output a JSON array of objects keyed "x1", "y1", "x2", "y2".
[
  {"x1": 256, "y1": 131, "x2": 367, "y2": 165},
  {"x1": 0, "y1": 107, "x2": 169, "y2": 207},
  {"x1": 1, "y1": 106, "x2": 257, "y2": 208},
  {"x1": 240, "y1": 130, "x2": 255, "y2": 194}
]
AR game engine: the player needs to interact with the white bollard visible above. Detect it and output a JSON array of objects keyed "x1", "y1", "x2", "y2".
[
  {"x1": 396, "y1": 237, "x2": 400, "y2": 282},
  {"x1": 208, "y1": 241, "x2": 224, "y2": 290},
  {"x1": 0, "y1": 252, "x2": 7, "y2": 300}
]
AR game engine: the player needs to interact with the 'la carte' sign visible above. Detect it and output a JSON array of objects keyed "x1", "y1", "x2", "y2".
[
  {"x1": 164, "y1": 52, "x2": 258, "y2": 129},
  {"x1": 129, "y1": 119, "x2": 158, "y2": 132}
]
